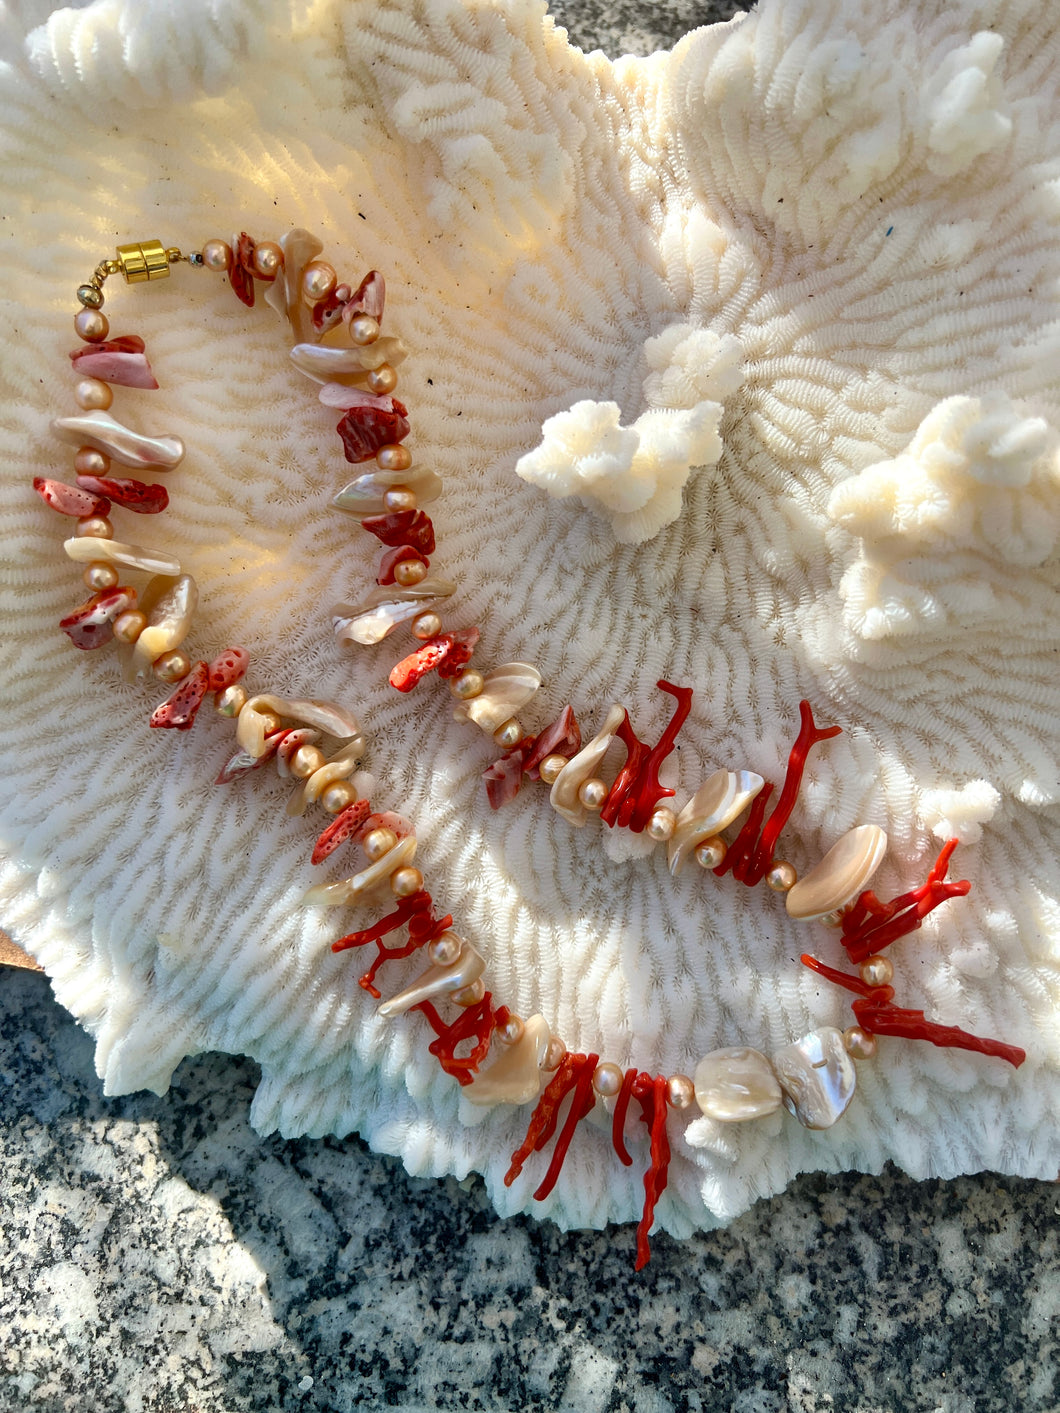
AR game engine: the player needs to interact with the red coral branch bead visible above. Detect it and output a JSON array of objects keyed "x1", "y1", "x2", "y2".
[
  {"x1": 631, "y1": 1073, "x2": 672, "y2": 1271},
  {"x1": 336, "y1": 402, "x2": 410, "y2": 463},
  {"x1": 840, "y1": 839, "x2": 971, "y2": 963},
  {"x1": 611, "y1": 1066, "x2": 639, "y2": 1167},
  {"x1": 414, "y1": 993, "x2": 507, "y2": 1085},
  {"x1": 361, "y1": 509, "x2": 435, "y2": 555},
  {"x1": 74, "y1": 474, "x2": 168, "y2": 514},
  {"x1": 504, "y1": 1052, "x2": 599, "y2": 1194},
  {"x1": 600, "y1": 681, "x2": 693, "y2": 832}
]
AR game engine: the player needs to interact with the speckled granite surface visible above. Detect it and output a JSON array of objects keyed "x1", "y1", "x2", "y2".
[
  {"x1": 3, "y1": 968, "x2": 1058, "y2": 1411},
  {"x1": 4, "y1": 3, "x2": 1060, "y2": 1409}
]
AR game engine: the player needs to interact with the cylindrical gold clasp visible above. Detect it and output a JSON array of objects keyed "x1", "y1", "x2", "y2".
[{"x1": 115, "y1": 239, "x2": 170, "y2": 283}]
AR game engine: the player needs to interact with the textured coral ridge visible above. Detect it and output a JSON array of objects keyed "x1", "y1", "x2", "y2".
[{"x1": 1, "y1": 0, "x2": 1058, "y2": 1240}]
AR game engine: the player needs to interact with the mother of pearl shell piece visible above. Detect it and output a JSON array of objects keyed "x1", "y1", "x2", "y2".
[
  {"x1": 693, "y1": 1046, "x2": 783, "y2": 1122},
  {"x1": 550, "y1": 703, "x2": 626, "y2": 826},
  {"x1": 302, "y1": 833, "x2": 417, "y2": 909},
  {"x1": 785, "y1": 824, "x2": 888, "y2": 920},
  {"x1": 52, "y1": 410, "x2": 185, "y2": 470},
  {"x1": 770, "y1": 1027, "x2": 857, "y2": 1130},
  {"x1": 667, "y1": 768, "x2": 766, "y2": 875},
  {"x1": 128, "y1": 573, "x2": 198, "y2": 679},
  {"x1": 452, "y1": 662, "x2": 543, "y2": 733},
  {"x1": 237, "y1": 694, "x2": 363, "y2": 759},
  {"x1": 332, "y1": 579, "x2": 455, "y2": 646},
  {"x1": 463, "y1": 1014, "x2": 552, "y2": 1107},
  {"x1": 289, "y1": 337, "x2": 409, "y2": 382},
  {"x1": 63, "y1": 536, "x2": 180, "y2": 577},
  {"x1": 377, "y1": 941, "x2": 487, "y2": 1018}
]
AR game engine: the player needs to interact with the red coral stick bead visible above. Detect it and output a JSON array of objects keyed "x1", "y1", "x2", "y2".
[
  {"x1": 311, "y1": 799, "x2": 372, "y2": 865},
  {"x1": 415, "y1": 993, "x2": 502, "y2": 1084},
  {"x1": 611, "y1": 1066, "x2": 639, "y2": 1166},
  {"x1": 632, "y1": 1074, "x2": 672, "y2": 1271},
  {"x1": 600, "y1": 681, "x2": 692, "y2": 832}
]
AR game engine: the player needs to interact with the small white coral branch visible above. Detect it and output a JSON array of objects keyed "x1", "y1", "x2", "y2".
[{"x1": 920, "y1": 780, "x2": 1002, "y2": 846}]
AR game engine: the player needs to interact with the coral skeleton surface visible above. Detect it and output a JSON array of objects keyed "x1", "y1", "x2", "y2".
[{"x1": 0, "y1": 0, "x2": 1057, "y2": 1236}]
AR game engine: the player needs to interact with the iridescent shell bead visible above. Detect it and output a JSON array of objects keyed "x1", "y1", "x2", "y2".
[
  {"x1": 693, "y1": 1047, "x2": 783, "y2": 1122},
  {"x1": 771, "y1": 1028, "x2": 857, "y2": 1130}
]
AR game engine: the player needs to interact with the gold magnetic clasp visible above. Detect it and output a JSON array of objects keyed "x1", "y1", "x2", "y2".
[{"x1": 115, "y1": 239, "x2": 171, "y2": 283}]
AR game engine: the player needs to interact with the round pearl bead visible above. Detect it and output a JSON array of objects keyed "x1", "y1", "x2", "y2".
[
  {"x1": 256, "y1": 712, "x2": 284, "y2": 737},
  {"x1": 537, "y1": 754, "x2": 568, "y2": 785},
  {"x1": 76, "y1": 283, "x2": 104, "y2": 310},
  {"x1": 667, "y1": 1074, "x2": 696, "y2": 1110},
  {"x1": 74, "y1": 447, "x2": 110, "y2": 476},
  {"x1": 367, "y1": 363, "x2": 397, "y2": 394},
  {"x1": 153, "y1": 650, "x2": 191, "y2": 683},
  {"x1": 383, "y1": 486, "x2": 417, "y2": 514},
  {"x1": 76, "y1": 515, "x2": 113, "y2": 539},
  {"x1": 321, "y1": 781, "x2": 358, "y2": 814},
  {"x1": 766, "y1": 860, "x2": 798, "y2": 892},
  {"x1": 393, "y1": 559, "x2": 427, "y2": 587},
  {"x1": 74, "y1": 308, "x2": 109, "y2": 343},
  {"x1": 543, "y1": 1037, "x2": 566, "y2": 1071},
  {"x1": 493, "y1": 718, "x2": 523, "y2": 749},
  {"x1": 363, "y1": 827, "x2": 398, "y2": 861},
  {"x1": 449, "y1": 670, "x2": 484, "y2": 700},
  {"x1": 349, "y1": 314, "x2": 380, "y2": 345},
  {"x1": 843, "y1": 1026, "x2": 878, "y2": 1061},
  {"x1": 451, "y1": 978, "x2": 486, "y2": 1007},
  {"x1": 498, "y1": 1014, "x2": 525, "y2": 1045},
  {"x1": 301, "y1": 260, "x2": 337, "y2": 305},
  {"x1": 592, "y1": 1061, "x2": 624, "y2": 1098},
  {"x1": 83, "y1": 562, "x2": 118, "y2": 591},
  {"x1": 390, "y1": 866, "x2": 423, "y2": 898},
  {"x1": 112, "y1": 610, "x2": 146, "y2": 644},
  {"x1": 376, "y1": 444, "x2": 413, "y2": 472},
  {"x1": 74, "y1": 377, "x2": 112, "y2": 412},
  {"x1": 412, "y1": 612, "x2": 442, "y2": 640},
  {"x1": 577, "y1": 777, "x2": 608, "y2": 810},
  {"x1": 428, "y1": 931, "x2": 463, "y2": 967},
  {"x1": 201, "y1": 239, "x2": 231, "y2": 273},
  {"x1": 646, "y1": 807, "x2": 677, "y2": 842},
  {"x1": 694, "y1": 835, "x2": 727, "y2": 870},
  {"x1": 252, "y1": 241, "x2": 283, "y2": 280},
  {"x1": 290, "y1": 745, "x2": 327, "y2": 779},
  {"x1": 859, "y1": 955, "x2": 894, "y2": 988},
  {"x1": 214, "y1": 683, "x2": 248, "y2": 717}
]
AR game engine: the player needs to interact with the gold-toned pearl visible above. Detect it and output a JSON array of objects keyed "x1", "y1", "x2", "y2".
[
  {"x1": 427, "y1": 930, "x2": 463, "y2": 967},
  {"x1": 349, "y1": 314, "x2": 379, "y2": 345},
  {"x1": 74, "y1": 308, "x2": 108, "y2": 343},
  {"x1": 153, "y1": 649, "x2": 191, "y2": 683},
  {"x1": 451, "y1": 977, "x2": 486, "y2": 1007},
  {"x1": 112, "y1": 610, "x2": 146, "y2": 644},
  {"x1": 301, "y1": 259, "x2": 337, "y2": 305},
  {"x1": 383, "y1": 486, "x2": 417, "y2": 514},
  {"x1": 376, "y1": 444, "x2": 412, "y2": 472},
  {"x1": 252, "y1": 241, "x2": 283, "y2": 280},
  {"x1": 74, "y1": 377, "x2": 112, "y2": 412},
  {"x1": 74, "y1": 447, "x2": 110, "y2": 476},
  {"x1": 493, "y1": 718, "x2": 523, "y2": 750},
  {"x1": 859, "y1": 955, "x2": 895, "y2": 988},
  {"x1": 843, "y1": 1026, "x2": 878, "y2": 1061},
  {"x1": 321, "y1": 780, "x2": 358, "y2": 814},
  {"x1": 390, "y1": 866, "x2": 424, "y2": 898},
  {"x1": 577, "y1": 777, "x2": 608, "y2": 810},
  {"x1": 667, "y1": 1074, "x2": 696, "y2": 1110},
  {"x1": 592, "y1": 1061, "x2": 624, "y2": 1098},
  {"x1": 214, "y1": 683, "x2": 248, "y2": 717},
  {"x1": 498, "y1": 1014, "x2": 525, "y2": 1045},
  {"x1": 393, "y1": 559, "x2": 427, "y2": 587},
  {"x1": 412, "y1": 612, "x2": 442, "y2": 640},
  {"x1": 543, "y1": 1037, "x2": 566, "y2": 1071},
  {"x1": 201, "y1": 239, "x2": 231, "y2": 273},
  {"x1": 646, "y1": 807, "x2": 677, "y2": 842},
  {"x1": 449, "y1": 669, "x2": 484, "y2": 700},
  {"x1": 290, "y1": 744, "x2": 328, "y2": 779},
  {"x1": 76, "y1": 283, "x2": 104, "y2": 310},
  {"x1": 76, "y1": 514, "x2": 113, "y2": 539},
  {"x1": 766, "y1": 860, "x2": 798, "y2": 892},
  {"x1": 363, "y1": 826, "x2": 398, "y2": 861},
  {"x1": 367, "y1": 363, "x2": 397, "y2": 394},
  {"x1": 83, "y1": 561, "x2": 118, "y2": 591},
  {"x1": 694, "y1": 835, "x2": 727, "y2": 870},
  {"x1": 537, "y1": 754, "x2": 567, "y2": 785},
  {"x1": 256, "y1": 712, "x2": 284, "y2": 737}
]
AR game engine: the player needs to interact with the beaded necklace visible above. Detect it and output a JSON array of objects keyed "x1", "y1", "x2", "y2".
[{"x1": 39, "y1": 231, "x2": 1025, "y2": 1268}]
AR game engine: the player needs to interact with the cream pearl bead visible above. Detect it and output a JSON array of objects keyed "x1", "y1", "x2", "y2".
[
  {"x1": 367, "y1": 363, "x2": 397, "y2": 394},
  {"x1": 214, "y1": 683, "x2": 248, "y2": 717},
  {"x1": 112, "y1": 610, "x2": 146, "y2": 644},
  {"x1": 201, "y1": 239, "x2": 231, "y2": 273},
  {"x1": 349, "y1": 314, "x2": 380, "y2": 345},
  {"x1": 383, "y1": 486, "x2": 417, "y2": 514},
  {"x1": 498, "y1": 1014, "x2": 525, "y2": 1045},
  {"x1": 393, "y1": 559, "x2": 427, "y2": 587},
  {"x1": 376, "y1": 444, "x2": 412, "y2": 472},
  {"x1": 363, "y1": 826, "x2": 398, "y2": 861},
  {"x1": 667, "y1": 1074, "x2": 696, "y2": 1109},
  {"x1": 543, "y1": 1037, "x2": 566, "y2": 1070},
  {"x1": 301, "y1": 260, "x2": 337, "y2": 305},
  {"x1": 766, "y1": 861, "x2": 798, "y2": 892},
  {"x1": 252, "y1": 241, "x2": 283, "y2": 280},
  {"x1": 451, "y1": 977, "x2": 486, "y2": 1007},
  {"x1": 646, "y1": 807, "x2": 677, "y2": 842},
  {"x1": 76, "y1": 514, "x2": 113, "y2": 539},
  {"x1": 83, "y1": 561, "x2": 119, "y2": 591},
  {"x1": 859, "y1": 955, "x2": 894, "y2": 989},
  {"x1": 74, "y1": 377, "x2": 113, "y2": 412},
  {"x1": 493, "y1": 718, "x2": 523, "y2": 750},
  {"x1": 592, "y1": 1061, "x2": 624, "y2": 1098},
  {"x1": 843, "y1": 1026, "x2": 878, "y2": 1061},
  {"x1": 577, "y1": 777, "x2": 608, "y2": 811},
  {"x1": 427, "y1": 931, "x2": 463, "y2": 967},
  {"x1": 74, "y1": 308, "x2": 108, "y2": 343},
  {"x1": 450, "y1": 670, "x2": 484, "y2": 700},
  {"x1": 694, "y1": 836, "x2": 727, "y2": 870},
  {"x1": 412, "y1": 612, "x2": 442, "y2": 640},
  {"x1": 74, "y1": 447, "x2": 110, "y2": 476},
  {"x1": 537, "y1": 754, "x2": 567, "y2": 785},
  {"x1": 334, "y1": 283, "x2": 351, "y2": 302},
  {"x1": 390, "y1": 866, "x2": 423, "y2": 898},
  {"x1": 290, "y1": 744, "x2": 328, "y2": 779},
  {"x1": 153, "y1": 649, "x2": 191, "y2": 683},
  {"x1": 321, "y1": 780, "x2": 358, "y2": 814},
  {"x1": 256, "y1": 711, "x2": 284, "y2": 737}
]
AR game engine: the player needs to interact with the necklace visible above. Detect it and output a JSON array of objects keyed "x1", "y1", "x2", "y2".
[{"x1": 40, "y1": 230, "x2": 1025, "y2": 1269}]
